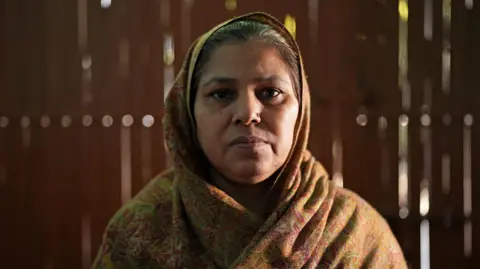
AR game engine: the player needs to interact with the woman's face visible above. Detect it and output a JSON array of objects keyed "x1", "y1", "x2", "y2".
[{"x1": 194, "y1": 40, "x2": 299, "y2": 185}]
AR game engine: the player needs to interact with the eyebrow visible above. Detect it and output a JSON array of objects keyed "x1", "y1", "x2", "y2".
[{"x1": 201, "y1": 75, "x2": 290, "y2": 88}]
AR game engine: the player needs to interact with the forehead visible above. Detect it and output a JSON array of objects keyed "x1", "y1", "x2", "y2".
[{"x1": 200, "y1": 40, "x2": 291, "y2": 82}]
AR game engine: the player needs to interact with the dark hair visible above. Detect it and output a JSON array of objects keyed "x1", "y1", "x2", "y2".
[{"x1": 191, "y1": 20, "x2": 300, "y2": 100}]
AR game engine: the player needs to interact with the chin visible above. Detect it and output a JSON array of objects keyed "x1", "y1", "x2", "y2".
[{"x1": 228, "y1": 161, "x2": 272, "y2": 185}]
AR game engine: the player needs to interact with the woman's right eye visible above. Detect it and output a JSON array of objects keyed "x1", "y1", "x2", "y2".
[{"x1": 209, "y1": 89, "x2": 234, "y2": 100}]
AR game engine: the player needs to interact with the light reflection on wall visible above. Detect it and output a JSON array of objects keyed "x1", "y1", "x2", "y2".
[
  {"x1": 442, "y1": 0, "x2": 452, "y2": 94},
  {"x1": 398, "y1": 114, "x2": 409, "y2": 219},
  {"x1": 424, "y1": 0, "x2": 433, "y2": 40},
  {"x1": 101, "y1": 0, "x2": 111, "y2": 8},
  {"x1": 420, "y1": 219, "x2": 431, "y2": 269},
  {"x1": 142, "y1": 115, "x2": 154, "y2": 182},
  {"x1": 463, "y1": 114, "x2": 473, "y2": 257},
  {"x1": 332, "y1": 138, "x2": 343, "y2": 188},
  {"x1": 121, "y1": 115, "x2": 133, "y2": 205},
  {"x1": 465, "y1": 0, "x2": 474, "y2": 9},
  {"x1": 284, "y1": 14, "x2": 297, "y2": 40},
  {"x1": 398, "y1": 0, "x2": 410, "y2": 111},
  {"x1": 225, "y1": 0, "x2": 237, "y2": 11},
  {"x1": 378, "y1": 116, "x2": 390, "y2": 186},
  {"x1": 163, "y1": 34, "x2": 175, "y2": 101}
]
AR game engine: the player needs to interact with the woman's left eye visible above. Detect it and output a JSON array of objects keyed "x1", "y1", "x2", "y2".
[{"x1": 259, "y1": 88, "x2": 281, "y2": 99}]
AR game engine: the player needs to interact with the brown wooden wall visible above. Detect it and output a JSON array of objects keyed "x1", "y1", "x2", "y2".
[{"x1": 1, "y1": 0, "x2": 479, "y2": 268}]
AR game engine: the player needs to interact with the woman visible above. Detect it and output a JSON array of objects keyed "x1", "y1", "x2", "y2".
[{"x1": 93, "y1": 12, "x2": 407, "y2": 268}]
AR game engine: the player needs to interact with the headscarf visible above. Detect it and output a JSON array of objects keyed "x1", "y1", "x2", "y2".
[
  {"x1": 164, "y1": 11, "x2": 312, "y2": 220},
  {"x1": 93, "y1": 12, "x2": 407, "y2": 269}
]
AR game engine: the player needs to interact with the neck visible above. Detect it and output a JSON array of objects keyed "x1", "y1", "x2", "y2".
[{"x1": 210, "y1": 169, "x2": 273, "y2": 217}]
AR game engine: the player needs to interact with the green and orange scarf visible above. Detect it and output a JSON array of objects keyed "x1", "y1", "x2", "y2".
[{"x1": 93, "y1": 12, "x2": 407, "y2": 269}]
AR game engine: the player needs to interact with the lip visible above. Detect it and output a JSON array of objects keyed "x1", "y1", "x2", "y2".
[{"x1": 229, "y1": 135, "x2": 268, "y2": 146}]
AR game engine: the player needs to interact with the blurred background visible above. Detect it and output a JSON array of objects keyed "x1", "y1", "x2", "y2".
[{"x1": 0, "y1": 0, "x2": 479, "y2": 268}]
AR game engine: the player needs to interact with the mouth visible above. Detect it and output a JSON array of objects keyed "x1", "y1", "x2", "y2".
[{"x1": 229, "y1": 135, "x2": 268, "y2": 146}]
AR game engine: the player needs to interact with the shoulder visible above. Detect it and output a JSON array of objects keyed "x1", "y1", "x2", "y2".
[
  {"x1": 109, "y1": 168, "x2": 176, "y2": 235},
  {"x1": 332, "y1": 187, "x2": 387, "y2": 226},
  {"x1": 93, "y1": 169, "x2": 176, "y2": 267},
  {"x1": 321, "y1": 184, "x2": 407, "y2": 267},
  {"x1": 329, "y1": 186, "x2": 396, "y2": 244},
  {"x1": 133, "y1": 168, "x2": 176, "y2": 205}
]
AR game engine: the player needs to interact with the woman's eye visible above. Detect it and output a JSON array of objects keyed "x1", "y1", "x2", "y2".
[
  {"x1": 259, "y1": 88, "x2": 281, "y2": 99},
  {"x1": 210, "y1": 89, "x2": 233, "y2": 100}
]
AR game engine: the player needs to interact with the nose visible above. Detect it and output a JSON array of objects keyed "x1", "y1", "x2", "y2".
[{"x1": 232, "y1": 91, "x2": 261, "y2": 125}]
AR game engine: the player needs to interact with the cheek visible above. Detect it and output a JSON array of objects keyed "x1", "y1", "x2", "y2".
[
  {"x1": 282, "y1": 100, "x2": 299, "y2": 125},
  {"x1": 194, "y1": 105, "x2": 225, "y2": 156},
  {"x1": 195, "y1": 109, "x2": 212, "y2": 144},
  {"x1": 273, "y1": 104, "x2": 299, "y2": 147}
]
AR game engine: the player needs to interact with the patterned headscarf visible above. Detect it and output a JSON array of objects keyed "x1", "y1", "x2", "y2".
[{"x1": 163, "y1": 11, "x2": 312, "y2": 219}]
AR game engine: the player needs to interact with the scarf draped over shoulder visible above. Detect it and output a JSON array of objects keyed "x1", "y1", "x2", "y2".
[{"x1": 92, "y1": 12, "x2": 407, "y2": 269}]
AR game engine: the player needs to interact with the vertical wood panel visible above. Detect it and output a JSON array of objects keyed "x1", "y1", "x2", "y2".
[
  {"x1": 88, "y1": 0, "x2": 124, "y2": 116},
  {"x1": 89, "y1": 122, "x2": 122, "y2": 258},
  {"x1": 129, "y1": 0, "x2": 142, "y2": 190},
  {"x1": 469, "y1": 1, "x2": 480, "y2": 267},
  {"x1": 472, "y1": 118, "x2": 480, "y2": 268},
  {"x1": 190, "y1": 0, "x2": 230, "y2": 44},
  {"x1": 45, "y1": 0, "x2": 80, "y2": 115},
  {"x1": 48, "y1": 124, "x2": 82, "y2": 268},
  {"x1": 408, "y1": 1, "x2": 429, "y2": 268},
  {"x1": 0, "y1": 126, "x2": 30, "y2": 267},
  {"x1": 19, "y1": 0, "x2": 48, "y2": 267},
  {"x1": 86, "y1": 0, "x2": 125, "y2": 256},
  {"x1": 0, "y1": 0, "x2": 15, "y2": 266},
  {"x1": 0, "y1": 126, "x2": 7, "y2": 262},
  {"x1": 80, "y1": 122, "x2": 95, "y2": 267},
  {"x1": 0, "y1": 0, "x2": 13, "y2": 116},
  {"x1": 341, "y1": 0, "x2": 399, "y2": 215},
  {"x1": 24, "y1": 122, "x2": 47, "y2": 268},
  {"x1": 149, "y1": 0, "x2": 168, "y2": 180},
  {"x1": 23, "y1": 1, "x2": 47, "y2": 116},
  {"x1": 431, "y1": 221, "x2": 467, "y2": 268}
]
